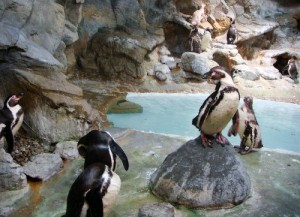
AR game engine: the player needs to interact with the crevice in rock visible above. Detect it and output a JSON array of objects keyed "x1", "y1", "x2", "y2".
[
  {"x1": 273, "y1": 53, "x2": 291, "y2": 75},
  {"x1": 163, "y1": 22, "x2": 190, "y2": 58},
  {"x1": 236, "y1": 30, "x2": 275, "y2": 60}
]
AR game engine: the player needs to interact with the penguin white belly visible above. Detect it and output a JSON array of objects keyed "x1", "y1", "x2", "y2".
[
  {"x1": 202, "y1": 92, "x2": 239, "y2": 135},
  {"x1": 237, "y1": 109, "x2": 248, "y2": 138},
  {"x1": 103, "y1": 171, "x2": 121, "y2": 216},
  {"x1": 12, "y1": 113, "x2": 24, "y2": 135}
]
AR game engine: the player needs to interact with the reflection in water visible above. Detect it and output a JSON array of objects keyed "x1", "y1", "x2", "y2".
[{"x1": 10, "y1": 181, "x2": 43, "y2": 217}]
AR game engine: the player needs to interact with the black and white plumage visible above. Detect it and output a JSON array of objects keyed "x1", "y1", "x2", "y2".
[
  {"x1": 283, "y1": 56, "x2": 298, "y2": 82},
  {"x1": 189, "y1": 26, "x2": 202, "y2": 53},
  {"x1": 228, "y1": 96, "x2": 263, "y2": 154},
  {"x1": 227, "y1": 18, "x2": 237, "y2": 44},
  {"x1": 201, "y1": 28, "x2": 213, "y2": 52},
  {"x1": 63, "y1": 130, "x2": 129, "y2": 217},
  {"x1": 0, "y1": 93, "x2": 24, "y2": 153},
  {"x1": 192, "y1": 66, "x2": 240, "y2": 147}
]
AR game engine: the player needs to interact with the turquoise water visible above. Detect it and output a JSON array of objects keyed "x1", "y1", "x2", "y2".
[{"x1": 108, "y1": 93, "x2": 300, "y2": 153}]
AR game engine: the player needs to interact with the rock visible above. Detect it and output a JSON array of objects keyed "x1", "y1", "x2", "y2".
[
  {"x1": 21, "y1": 0, "x2": 65, "y2": 54},
  {"x1": 107, "y1": 100, "x2": 143, "y2": 114},
  {"x1": 233, "y1": 65, "x2": 260, "y2": 81},
  {"x1": 0, "y1": 149, "x2": 27, "y2": 191},
  {"x1": 181, "y1": 52, "x2": 218, "y2": 75},
  {"x1": 160, "y1": 55, "x2": 175, "y2": 64},
  {"x1": 150, "y1": 137, "x2": 251, "y2": 209},
  {"x1": 63, "y1": 20, "x2": 79, "y2": 45},
  {"x1": 89, "y1": 29, "x2": 164, "y2": 80},
  {"x1": 166, "y1": 61, "x2": 178, "y2": 70},
  {"x1": 78, "y1": 0, "x2": 116, "y2": 37},
  {"x1": 154, "y1": 64, "x2": 170, "y2": 81},
  {"x1": 138, "y1": 203, "x2": 176, "y2": 217},
  {"x1": 159, "y1": 45, "x2": 171, "y2": 56},
  {"x1": 23, "y1": 153, "x2": 63, "y2": 181},
  {"x1": 155, "y1": 71, "x2": 168, "y2": 81},
  {"x1": 255, "y1": 66, "x2": 282, "y2": 80},
  {"x1": 54, "y1": 141, "x2": 79, "y2": 160},
  {"x1": 154, "y1": 64, "x2": 171, "y2": 75}
]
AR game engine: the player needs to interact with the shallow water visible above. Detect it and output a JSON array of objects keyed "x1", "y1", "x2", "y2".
[{"x1": 108, "y1": 93, "x2": 300, "y2": 153}]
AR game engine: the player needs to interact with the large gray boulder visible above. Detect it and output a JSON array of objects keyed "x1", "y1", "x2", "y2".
[
  {"x1": 88, "y1": 29, "x2": 164, "y2": 80},
  {"x1": 181, "y1": 52, "x2": 219, "y2": 75},
  {"x1": 0, "y1": 149, "x2": 27, "y2": 192},
  {"x1": 150, "y1": 137, "x2": 251, "y2": 209},
  {"x1": 23, "y1": 153, "x2": 63, "y2": 181}
]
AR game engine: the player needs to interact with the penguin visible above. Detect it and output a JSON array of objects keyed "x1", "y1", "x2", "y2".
[
  {"x1": 190, "y1": 3, "x2": 207, "y2": 27},
  {"x1": 227, "y1": 18, "x2": 237, "y2": 44},
  {"x1": 228, "y1": 96, "x2": 263, "y2": 154},
  {"x1": 0, "y1": 93, "x2": 24, "y2": 153},
  {"x1": 282, "y1": 56, "x2": 298, "y2": 82},
  {"x1": 189, "y1": 26, "x2": 202, "y2": 53},
  {"x1": 192, "y1": 66, "x2": 240, "y2": 147},
  {"x1": 63, "y1": 130, "x2": 129, "y2": 217},
  {"x1": 201, "y1": 28, "x2": 213, "y2": 52}
]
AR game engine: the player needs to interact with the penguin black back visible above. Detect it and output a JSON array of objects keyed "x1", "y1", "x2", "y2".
[
  {"x1": 63, "y1": 130, "x2": 129, "y2": 217},
  {"x1": 77, "y1": 130, "x2": 129, "y2": 171},
  {"x1": 64, "y1": 163, "x2": 106, "y2": 217}
]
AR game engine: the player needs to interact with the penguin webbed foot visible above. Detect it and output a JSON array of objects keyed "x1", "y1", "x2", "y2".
[
  {"x1": 200, "y1": 133, "x2": 213, "y2": 148},
  {"x1": 216, "y1": 133, "x2": 230, "y2": 147}
]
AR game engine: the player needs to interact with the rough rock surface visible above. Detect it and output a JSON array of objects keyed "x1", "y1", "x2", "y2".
[
  {"x1": 181, "y1": 52, "x2": 218, "y2": 75},
  {"x1": 0, "y1": 149, "x2": 27, "y2": 192},
  {"x1": 23, "y1": 153, "x2": 63, "y2": 181},
  {"x1": 150, "y1": 137, "x2": 251, "y2": 209},
  {"x1": 138, "y1": 203, "x2": 185, "y2": 217},
  {"x1": 54, "y1": 141, "x2": 79, "y2": 160}
]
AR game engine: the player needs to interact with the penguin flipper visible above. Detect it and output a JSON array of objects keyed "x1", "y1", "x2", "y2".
[
  {"x1": 110, "y1": 140, "x2": 129, "y2": 171},
  {"x1": 193, "y1": 91, "x2": 218, "y2": 129},
  {"x1": 228, "y1": 110, "x2": 239, "y2": 137},
  {"x1": 239, "y1": 124, "x2": 252, "y2": 154},
  {"x1": 4, "y1": 125, "x2": 14, "y2": 153},
  {"x1": 86, "y1": 185, "x2": 103, "y2": 217}
]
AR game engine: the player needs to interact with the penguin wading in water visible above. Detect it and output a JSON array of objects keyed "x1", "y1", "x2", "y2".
[
  {"x1": 227, "y1": 18, "x2": 237, "y2": 44},
  {"x1": 192, "y1": 66, "x2": 240, "y2": 147},
  {"x1": 228, "y1": 96, "x2": 263, "y2": 154},
  {"x1": 0, "y1": 93, "x2": 24, "y2": 153},
  {"x1": 63, "y1": 130, "x2": 129, "y2": 217}
]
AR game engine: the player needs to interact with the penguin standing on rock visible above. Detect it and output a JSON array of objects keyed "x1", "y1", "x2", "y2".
[
  {"x1": 63, "y1": 130, "x2": 129, "y2": 217},
  {"x1": 0, "y1": 93, "x2": 24, "y2": 153},
  {"x1": 228, "y1": 96, "x2": 263, "y2": 154},
  {"x1": 283, "y1": 56, "x2": 298, "y2": 82},
  {"x1": 201, "y1": 28, "x2": 213, "y2": 52},
  {"x1": 192, "y1": 66, "x2": 240, "y2": 147},
  {"x1": 189, "y1": 26, "x2": 202, "y2": 53},
  {"x1": 227, "y1": 18, "x2": 237, "y2": 44}
]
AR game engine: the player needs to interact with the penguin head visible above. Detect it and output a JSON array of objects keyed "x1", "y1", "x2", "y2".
[
  {"x1": 204, "y1": 27, "x2": 212, "y2": 33},
  {"x1": 77, "y1": 130, "x2": 129, "y2": 171},
  {"x1": 202, "y1": 66, "x2": 227, "y2": 80},
  {"x1": 243, "y1": 96, "x2": 253, "y2": 110},
  {"x1": 4, "y1": 93, "x2": 23, "y2": 109}
]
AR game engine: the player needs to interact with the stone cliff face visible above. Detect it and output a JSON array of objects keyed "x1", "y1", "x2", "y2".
[
  {"x1": 0, "y1": 0, "x2": 299, "y2": 143},
  {"x1": 0, "y1": 0, "x2": 99, "y2": 144}
]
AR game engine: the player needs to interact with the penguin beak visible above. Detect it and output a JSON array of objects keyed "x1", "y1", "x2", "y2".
[
  {"x1": 110, "y1": 140, "x2": 129, "y2": 171},
  {"x1": 12, "y1": 93, "x2": 23, "y2": 102},
  {"x1": 202, "y1": 71, "x2": 211, "y2": 79}
]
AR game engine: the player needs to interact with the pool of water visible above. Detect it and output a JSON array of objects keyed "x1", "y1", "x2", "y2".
[{"x1": 108, "y1": 93, "x2": 300, "y2": 153}]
